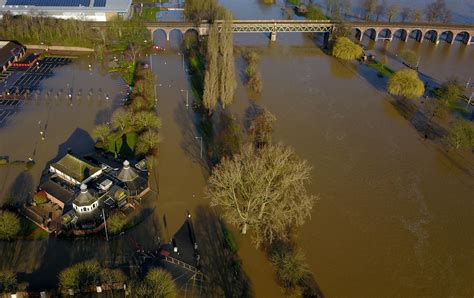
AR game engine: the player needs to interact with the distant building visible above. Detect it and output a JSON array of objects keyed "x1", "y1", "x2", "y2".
[
  {"x1": 0, "y1": 40, "x2": 25, "y2": 73},
  {"x1": 0, "y1": 0, "x2": 133, "y2": 22}
]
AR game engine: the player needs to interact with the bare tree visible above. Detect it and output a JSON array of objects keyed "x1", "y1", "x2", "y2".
[
  {"x1": 387, "y1": 4, "x2": 399, "y2": 22},
  {"x1": 111, "y1": 109, "x2": 130, "y2": 131},
  {"x1": 136, "y1": 130, "x2": 161, "y2": 155},
  {"x1": 340, "y1": 0, "x2": 352, "y2": 18},
  {"x1": 135, "y1": 111, "x2": 162, "y2": 131},
  {"x1": 362, "y1": 0, "x2": 377, "y2": 20},
  {"x1": 400, "y1": 7, "x2": 410, "y2": 22},
  {"x1": 248, "y1": 108, "x2": 277, "y2": 148},
  {"x1": 412, "y1": 9, "x2": 422, "y2": 22},
  {"x1": 375, "y1": 2, "x2": 386, "y2": 21},
  {"x1": 425, "y1": 0, "x2": 451, "y2": 23},
  {"x1": 126, "y1": 42, "x2": 142, "y2": 63},
  {"x1": 205, "y1": 143, "x2": 315, "y2": 247}
]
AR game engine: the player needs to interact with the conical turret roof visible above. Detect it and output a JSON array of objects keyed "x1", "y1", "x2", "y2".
[
  {"x1": 73, "y1": 184, "x2": 98, "y2": 207},
  {"x1": 117, "y1": 160, "x2": 138, "y2": 182}
]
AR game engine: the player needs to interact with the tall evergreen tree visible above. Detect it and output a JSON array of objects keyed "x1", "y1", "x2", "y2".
[
  {"x1": 203, "y1": 24, "x2": 219, "y2": 113},
  {"x1": 218, "y1": 11, "x2": 237, "y2": 109}
]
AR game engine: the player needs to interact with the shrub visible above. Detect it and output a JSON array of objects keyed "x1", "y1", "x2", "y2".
[
  {"x1": 0, "y1": 211, "x2": 20, "y2": 240},
  {"x1": 248, "y1": 73, "x2": 263, "y2": 93},
  {"x1": 134, "y1": 269, "x2": 177, "y2": 297},
  {"x1": 331, "y1": 37, "x2": 363, "y2": 61},
  {"x1": 59, "y1": 260, "x2": 101, "y2": 292},
  {"x1": 306, "y1": 5, "x2": 326, "y2": 20},
  {"x1": 0, "y1": 271, "x2": 17, "y2": 293},
  {"x1": 387, "y1": 69, "x2": 425, "y2": 99},
  {"x1": 271, "y1": 250, "x2": 309, "y2": 292},
  {"x1": 107, "y1": 213, "x2": 126, "y2": 235}
]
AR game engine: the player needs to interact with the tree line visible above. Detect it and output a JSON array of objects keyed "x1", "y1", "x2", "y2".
[
  {"x1": 0, "y1": 14, "x2": 148, "y2": 53},
  {"x1": 329, "y1": 34, "x2": 473, "y2": 152},
  {"x1": 308, "y1": 0, "x2": 456, "y2": 23},
  {"x1": 361, "y1": 0, "x2": 452, "y2": 23},
  {"x1": 92, "y1": 64, "x2": 162, "y2": 159},
  {"x1": 1, "y1": 260, "x2": 177, "y2": 296}
]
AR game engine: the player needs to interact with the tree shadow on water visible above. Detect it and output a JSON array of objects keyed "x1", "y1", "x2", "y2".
[
  {"x1": 173, "y1": 99, "x2": 210, "y2": 173},
  {"x1": 194, "y1": 206, "x2": 252, "y2": 298},
  {"x1": 8, "y1": 171, "x2": 34, "y2": 207}
]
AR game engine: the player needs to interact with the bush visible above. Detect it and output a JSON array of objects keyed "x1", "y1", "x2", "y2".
[
  {"x1": 248, "y1": 73, "x2": 263, "y2": 93},
  {"x1": 33, "y1": 191, "x2": 49, "y2": 205},
  {"x1": 332, "y1": 37, "x2": 363, "y2": 61},
  {"x1": 107, "y1": 213, "x2": 126, "y2": 235},
  {"x1": 387, "y1": 69, "x2": 425, "y2": 99},
  {"x1": 0, "y1": 271, "x2": 17, "y2": 293},
  {"x1": 0, "y1": 211, "x2": 20, "y2": 240},
  {"x1": 444, "y1": 120, "x2": 474, "y2": 150},
  {"x1": 134, "y1": 268, "x2": 177, "y2": 297},
  {"x1": 271, "y1": 250, "x2": 309, "y2": 292},
  {"x1": 59, "y1": 260, "x2": 101, "y2": 292},
  {"x1": 306, "y1": 5, "x2": 326, "y2": 20},
  {"x1": 434, "y1": 78, "x2": 465, "y2": 103}
]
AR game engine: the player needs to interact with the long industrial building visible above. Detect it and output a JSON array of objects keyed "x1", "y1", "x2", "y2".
[{"x1": 0, "y1": 0, "x2": 132, "y2": 22}]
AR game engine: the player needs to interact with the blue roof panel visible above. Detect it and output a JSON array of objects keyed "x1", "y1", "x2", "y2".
[
  {"x1": 5, "y1": 0, "x2": 91, "y2": 7},
  {"x1": 93, "y1": 0, "x2": 106, "y2": 7}
]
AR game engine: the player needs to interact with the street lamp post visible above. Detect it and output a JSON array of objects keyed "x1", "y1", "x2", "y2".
[
  {"x1": 178, "y1": 52, "x2": 185, "y2": 71},
  {"x1": 180, "y1": 89, "x2": 189, "y2": 109},
  {"x1": 195, "y1": 136, "x2": 203, "y2": 159}
]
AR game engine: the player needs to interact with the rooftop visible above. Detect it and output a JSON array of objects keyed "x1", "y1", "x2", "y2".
[
  {"x1": 0, "y1": 0, "x2": 132, "y2": 12},
  {"x1": 51, "y1": 153, "x2": 101, "y2": 183},
  {"x1": 0, "y1": 40, "x2": 24, "y2": 67},
  {"x1": 73, "y1": 184, "x2": 98, "y2": 207},
  {"x1": 39, "y1": 178, "x2": 75, "y2": 211}
]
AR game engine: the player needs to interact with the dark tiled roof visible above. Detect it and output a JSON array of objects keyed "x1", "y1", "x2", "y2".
[
  {"x1": 39, "y1": 179, "x2": 74, "y2": 211},
  {"x1": 0, "y1": 41, "x2": 24, "y2": 68},
  {"x1": 124, "y1": 175, "x2": 148, "y2": 195},
  {"x1": 73, "y1": 185, "x2": 98, "y2": 207}
]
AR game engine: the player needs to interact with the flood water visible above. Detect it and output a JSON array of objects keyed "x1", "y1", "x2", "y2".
[
  {"x1": 0, "y1": 1, "x2": 473, "y2": 296},
  {"x1": 217, "y1": 1, "x2": 474, "y2": 297}
]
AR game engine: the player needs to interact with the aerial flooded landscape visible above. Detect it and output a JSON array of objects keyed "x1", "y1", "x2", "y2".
[{"x1": 0, "y1": 0, "x2": 473, "y2": 297}]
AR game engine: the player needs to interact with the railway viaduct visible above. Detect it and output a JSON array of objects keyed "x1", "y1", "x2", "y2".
[{"x1": 143, "y1": 20, "x2": 473, "y2": 45}]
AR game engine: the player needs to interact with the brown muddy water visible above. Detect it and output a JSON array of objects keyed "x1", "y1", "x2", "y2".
[
  {"x1": 154, "y1": 26, "x2": 474, "y2": 297},
  {"x1": 0, "y1": 8, "x2": 473, "y2": 298},
  {"x1": 216, "y1": 29, "x2": 474, "y2": 297}
]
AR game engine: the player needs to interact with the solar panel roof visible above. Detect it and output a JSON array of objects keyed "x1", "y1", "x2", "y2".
[
  {"x1": 93, "y1": 0, "x2": 106, "y2": 7},
  {"x1": 5, "y1": 0, "x2": 91, "y2": 6}
]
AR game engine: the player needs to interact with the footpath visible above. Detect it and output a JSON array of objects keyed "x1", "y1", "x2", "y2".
[{"x1": 26, "y1": 44, "x2": 94, "y2": 52}]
